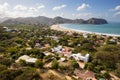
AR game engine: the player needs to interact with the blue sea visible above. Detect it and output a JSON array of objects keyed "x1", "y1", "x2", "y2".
[{"x1": 60, "y1": 22, "x2": 120, "y2": 36}]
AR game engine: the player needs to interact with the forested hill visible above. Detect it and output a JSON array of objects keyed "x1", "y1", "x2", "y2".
[{"x1": 1, "y1": 16, "x2": 108, "y2": 26}]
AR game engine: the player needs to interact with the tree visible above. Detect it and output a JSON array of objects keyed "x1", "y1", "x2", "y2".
[
  {"x1": 102, "y1": 72, "x2": 111, "y2": 79},
  {"x1": 35, "y1": 59, "x2": 44, "y2": 68},
  {"x1": 84, "y1": 63, "x2": 94, "y2": 71},
  {"x1": 51, "y1": 60, "x2": 59, "y2": 69},
  {"x1": 0, "y1": 69, "x2": 22, "y2": 80},
  {"x1": 80, "y1": 43, "x2": 95, "y2": 52},
  {"x1": 0, "y1": 57, "x2": 13, "y2": 67},
  {"x1": 15, "y1": 69, "x2": 41, "y2": 80},
  {"x1": 0, "y1": 64, "x2": 7, "y2": 72},
  {"x1": 0, "y1": 46, "x2": 5, "y2": 52},
  {"x1": 70, "y1": 60, "x2": 79, "y2": 69},
  {"x1": 14, "y1": 37, "x2": 23, "y2": 44},
  {"x1": 115, "y1": 63, "x2": 120, "y2": 77},
  {"x1": 18, "y1": 59, "x2": 27, "y2": 66},
  {"x1": 7, "y1": 47, "x2": 18, "y2": 55},
  {"x1": 94, "y1": 45, "x2": 120, "y2": 70}
]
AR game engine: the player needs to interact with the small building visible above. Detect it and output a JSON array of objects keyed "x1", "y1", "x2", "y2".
[
  {"x1": 3, "y1": 27, "x2": 12, "y2": 32},
  {"x1": 109, "y1": 39, "x2": 116, "y2": 42},
  {"x1": 77, "y1": 44, "x2": 81, "y2": 47},
  {"x1": 26, "y1": 47, "x2": 32, "y2": 50},
  {"x1": 58, "y1": 57, "x2": 66, "y2": 62},
  {"x1": 52, "y1": 46, "x2": 72, "y2": 57},
  {"x1": 16, "y1": 55, "x2": 37, "y2": 63},
  {"x1": 83, "y1": 33, "x2": 88, "y2": 38},
  {"x1": 70, "y1": 53, "x2": 89, "y2": 63},
  {"x1": 26, "y1": 58, "x2": 37, "y2": 63},
  {"x1": 43, "y1": 51, "x2": 54, "y2": 56},
  {"x1": 51, "y1": 45, "x2": 63, "y2": 54},
  {"x1": 35, "y1": 43, "x2": 41, "y2": 48}
]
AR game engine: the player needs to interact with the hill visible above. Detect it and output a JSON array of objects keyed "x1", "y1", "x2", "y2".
[{"x1": 1, "y1": 16, "x2": 108, "y2": 26}]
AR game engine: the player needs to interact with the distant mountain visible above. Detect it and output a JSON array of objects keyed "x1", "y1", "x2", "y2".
[
  {"x1": 1, "y1": 16, "x2": 108, "y2": 26},
  {"x1": 0, "y1": 17, "x2": 12, "y2": 23},
  {"x1": 87, "y1": 18, "x2": 108, "y2": 24}
]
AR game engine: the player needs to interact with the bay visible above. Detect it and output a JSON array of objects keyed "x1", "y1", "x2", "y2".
[{"x1": 60, "y1": 22, "x2": 120, "y2": 36}]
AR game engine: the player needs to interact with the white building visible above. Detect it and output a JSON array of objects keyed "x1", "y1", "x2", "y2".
[
  {"x1": 4, "y1": 27, "x2": 12, "y2": 32},
  {"x1": 70, "y1": 53, "x2": 89, "y2": 63},
  {"x1": 26, "y1": 58, "x2": 37, "y2": 63},
  {"x1": 51, "y1": 46, "x2": 63, "y2": 54},
  {"x1": 83, "y1": 33, "x2": 88, "y2": 38},
  {"x1": 16, "y1": 55, "x2": 37, "y2": 63},
  {"x1": 35, "y1": 43, "x2": 41, "y2": 48}
]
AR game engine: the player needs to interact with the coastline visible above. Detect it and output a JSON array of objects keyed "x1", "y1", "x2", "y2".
[{"x1": 50, "y1": 24, "x2": 120, "y2": 37}]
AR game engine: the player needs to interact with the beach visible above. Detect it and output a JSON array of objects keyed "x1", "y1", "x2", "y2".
[
  {"x1": 50, "y1": 24, "x2": 120, "y2": 37},
  {"x1": 50, "y1": 24, "x2": 90, "y2": 34}
]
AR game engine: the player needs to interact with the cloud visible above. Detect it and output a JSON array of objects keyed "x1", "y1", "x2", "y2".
[
  {"x1": 37, "y1": 4, "x2": 45, "y2": 9},
  {"x1": 110, "y1": 5, "x2": 120, "y2": 11},
  {"x1": 114, "y1": 11, "x2": 120, "y2": 17},
  {"x1": 0, "y1": 2, "x2": 46, "y2": 18},
  {"x1": 111, "y1": 5, "x2": 120, "y2": 11},
  {"x1": 114, "y1": 5, "x2": 120, "y2": 11},
  {"x1": 14, "y1": 5, "x2": 27, "y2": 11},
  {"x1": 110, "y1": 5, "x2": 120, "y2": 17},
  {"x1": 53, "y1": 4, "x2": 66, "y2": 11},
  {"x1": 28, "y1": 7, "x2": 38, "y2": 12},
  {"x1": 77, "y1": 3, "x2": 90, "y2": 11},
  {"x1": 0, "y1": 2, "x2": 9, "y2": 11},
  {"x1": 0, "y1": 2, "x2": 10, "y2": 18}
]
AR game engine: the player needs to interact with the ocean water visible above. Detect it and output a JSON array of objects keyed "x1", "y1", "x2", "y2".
[{"x1": 60, "y1": 22, "x2": 120, "y2": 36}]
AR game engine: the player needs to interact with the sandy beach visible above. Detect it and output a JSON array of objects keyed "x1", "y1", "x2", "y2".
[
  {"x1": 50, "y1": 24, "x2": 86, "y2": 34},
  {"x1": 50, "y1": 24, "x2": 120, "y2": 37},
  {"x1": 50, "y1": 24, "x2": 75, "y2": 33}
]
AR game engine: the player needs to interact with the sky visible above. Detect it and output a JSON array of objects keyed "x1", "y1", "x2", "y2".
[{"x1": 0, "y1": 0, "x2": 120, "y2": 22}]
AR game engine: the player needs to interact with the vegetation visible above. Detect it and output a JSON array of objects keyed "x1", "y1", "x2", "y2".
[
  {"x1": 35, "y1": 59, "x2": 44, "y2": 68},
  {"x1": 51, "y1": 60, "x2": 59, "y2": 69},
  {"x1": 0, "y1": 24, "x2": 119, "y2": 80}
]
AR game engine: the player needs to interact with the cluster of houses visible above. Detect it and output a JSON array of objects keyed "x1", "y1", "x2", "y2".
[
  {"x1": 3, "y1": 27, "x2": 18, "y2": 33},
  {"x1": 52, "y1": 45, "x2": 89, "y2": 63},
  {"x1": 16, "y1": 45, "x2": 89, "y2": 65},
  {"x1": 3, "y1": 27, "x2": 12, "y2": 32}
]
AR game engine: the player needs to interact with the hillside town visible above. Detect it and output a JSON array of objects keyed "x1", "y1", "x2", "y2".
[{"x1": 0, "y1": 25, "x2": 119, "y2": 80}]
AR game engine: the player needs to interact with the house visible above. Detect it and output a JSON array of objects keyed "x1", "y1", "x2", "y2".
[
  {"x1": 40, "y1": 44, "x2": 50, "y2": 49},
  {"x1": 49, "y1": 36, "x2": 59, "y2": 40},
  {"x1": 83, "y1": 33, "x2": 88, "y2": 38},
  {"x1": 58, "y1": 57, "x2": 66, "y2": 62},
  {"x1": 26, "y1": 47, "x2": 32, "y2": 50},
  {"x1": 51, "y1": 45, "x2": 63, "y2": 54},
  {"x1": 35, "y1": 43, "x2": 41, "y2": 48},
  {"x1": 70, "y1": 53, "x2": 89, "y2": 63},
  {"x1": 109, "y1": 39, "x2": 116, "y2": 42},
  {"x1": 52, "y1": 46, "x2": 72, "y2": 57},
  {"x1": 43, "y1": 51, "x2": 54, "y2": 56},
  {"x1": 74, "y1": 69, "x2": 96, "y2": 80},
  {"x1": 16, "y1": 55, "x2": 37, "y2": 63},
  {"x1": 44, "y1": 44, "x2": 50, "y2": 48},
  {"x1": 26, "y1": 58, "x2": 37, "y2": 63},
  {"x1": 3, "y1": 27, "x2": 13, "y2": 32},
  {"x1": 77, "y1": 44, "x2": 81, "y2": 47}
]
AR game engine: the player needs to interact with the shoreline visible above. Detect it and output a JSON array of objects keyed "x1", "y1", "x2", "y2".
[{"x1": 50, "y1": 24, "x2": 120, "y2": 37}]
